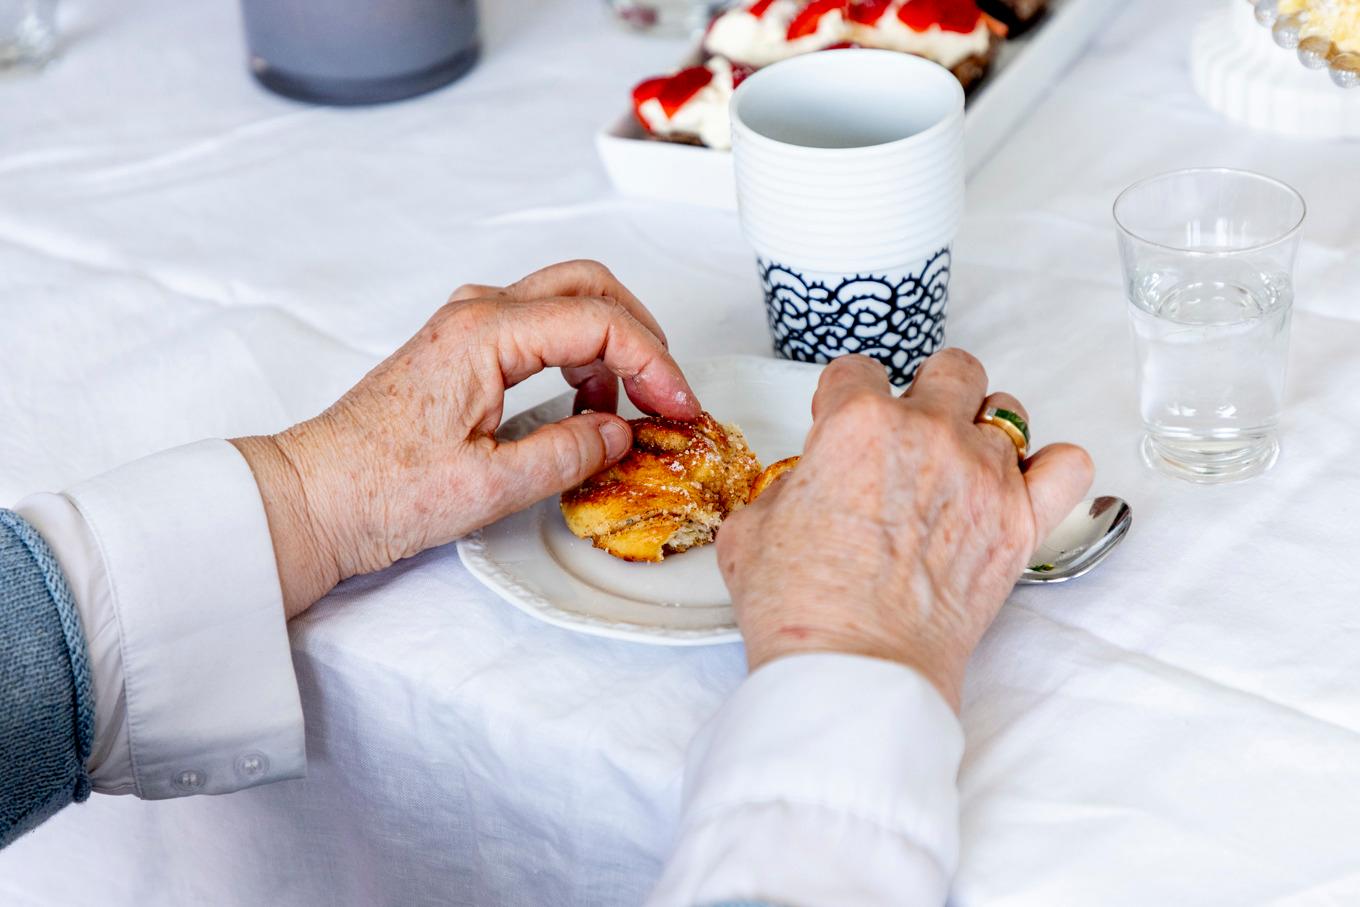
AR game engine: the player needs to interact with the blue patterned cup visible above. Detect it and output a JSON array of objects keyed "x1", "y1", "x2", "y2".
[
  {"x1": 758, "y1": 249, "x2": 950, "y2": 385},
  {"x1": 731, "y1": 50, "x2": 964, "y2": 385}
]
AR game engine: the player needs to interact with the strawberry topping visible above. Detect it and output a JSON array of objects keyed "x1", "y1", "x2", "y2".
[
  {"x1": 847, "y1": 0, "x2": 891, "y2": 25},
  {"x1": 897, "y1": 0, "x2": 982, "y2": 33},
  {"x1": 632, "y1": 66, "x2": 716, "y2": 127},
  {"x1": 631, "y1": 76, "x2": 668, "y2": 128},
  {"x1": 748, "y1": 0, "x2": 779, "y2": 16},
  {"x1": 786, "y1": 0, "x2": 844, "y2": 40},
  {"x1": 657, "y1": 65, "x2": 715, "y2": 117}
]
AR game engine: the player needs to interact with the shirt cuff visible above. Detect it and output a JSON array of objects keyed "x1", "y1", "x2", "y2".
[
  {"x1": 649, "y1": 653, "x2": 964, "y2": 907},
  {"x1": 21, "y1": 439, "x2": 306, "y2": 800},
  {"x1": 15, "y1": 492, "x2": 134, "y2": 793}
]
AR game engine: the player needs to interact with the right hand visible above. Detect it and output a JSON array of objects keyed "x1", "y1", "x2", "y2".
[
  {"x1": 233, "y1": 260, "x2": 699, "y2": 619},
  {"x1": 716, "y1": 351, "x2": 1094, "y2": 710}
]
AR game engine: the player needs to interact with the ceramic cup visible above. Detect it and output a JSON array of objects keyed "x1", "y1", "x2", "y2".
[{"x1": 730, "y1": 49, "x2": 965, "y2": 385}]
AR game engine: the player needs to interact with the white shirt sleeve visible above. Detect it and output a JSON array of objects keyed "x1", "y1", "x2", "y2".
[
  {"x1": 13, "y1": 439, "x2": 306, "y2": 800},
  {"x1": 648, "y1": 653, "x2": 964, "y2": 907}
]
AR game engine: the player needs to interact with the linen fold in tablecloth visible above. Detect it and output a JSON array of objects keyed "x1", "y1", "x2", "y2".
[{"x1": 2, "y1": 0, "x2": 1359, "y2": 904}]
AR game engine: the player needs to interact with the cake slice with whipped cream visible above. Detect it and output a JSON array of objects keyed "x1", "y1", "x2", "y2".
[
  {"x1": 848, "y1": 0, "x2": 1004, "y2": 90},
  {"x1": 704, "y1": 0, "x2": 854, "y2": 67},
  {"x1": 704, "y1": 0, "x2": 1001, "y2": 82},
  {"x1": 632, "y1": 56, "x2": 753, "y2": 149},
  {"x1": 632, "y1": 0, "x2": 1006, "y2": 150}
]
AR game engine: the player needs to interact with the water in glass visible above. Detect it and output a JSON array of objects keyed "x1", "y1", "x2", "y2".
[
  {"x1": 1129, "y1": 267, "x2": 1291, "y2": 480},
  {"x1": 1115, "y1": 168, "x2": 1304, "y2": 483}
]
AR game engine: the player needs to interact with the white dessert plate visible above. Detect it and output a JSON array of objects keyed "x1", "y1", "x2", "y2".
[
  {"x1": 457, "y1": 355, "x2": 822, "y2": 645},
  {"x1": 597, "y1": 0, "x2": 1124, "y2": 209}
]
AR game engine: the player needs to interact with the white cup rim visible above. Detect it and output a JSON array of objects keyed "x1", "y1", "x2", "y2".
[
  {"x1": 731, "y1": 49, "x2": 965, "y2": 158},
  {"x1": 733, "y1": 111, "x2": 964, "y2": 165},
  {"x1": 732, "y1": 113, "x2": 964, "y2": 165}
]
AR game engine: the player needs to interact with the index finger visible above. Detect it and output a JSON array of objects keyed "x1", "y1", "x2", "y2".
[
  {"x1": 506, "y1": 260, "x2": 670, "y2": 348},
  {"x1": 485, "y1": 296, "x2": 699, "y2": 419}
]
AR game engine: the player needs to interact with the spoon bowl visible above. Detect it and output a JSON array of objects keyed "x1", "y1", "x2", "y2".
[{"x1": 1018, "y1": 496, "x2": 1132, "y2": 584}]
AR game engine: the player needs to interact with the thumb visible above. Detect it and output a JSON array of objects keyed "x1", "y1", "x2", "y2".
[
  {"x1": 1023, "y1": 442, "x2": 1095, "y2": 545},
  {"x1": 489, "y1": 412, "x2": 632, "y2": 516}
]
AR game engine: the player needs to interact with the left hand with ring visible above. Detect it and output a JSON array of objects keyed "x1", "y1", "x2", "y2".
[
  {"x1": 230, "y1": 260, "x2": 701, "y2": 619},
  {"x1": 718, "y1": 349, "x2": 1095, "y2": 710}
]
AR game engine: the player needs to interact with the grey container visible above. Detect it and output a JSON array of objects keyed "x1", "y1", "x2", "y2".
[{"x1": 241, "y1": 0, "x2": 480, "y2": 106}]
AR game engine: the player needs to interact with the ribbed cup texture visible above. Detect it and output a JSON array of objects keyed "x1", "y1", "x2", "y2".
[{"x1": 731, "y1": 51, "x2": 965, "y2": 273}]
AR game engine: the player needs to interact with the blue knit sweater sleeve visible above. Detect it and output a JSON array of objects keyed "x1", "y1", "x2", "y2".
[{"x1": 0, "y1": 508, "x2": 95, "y2": 849}]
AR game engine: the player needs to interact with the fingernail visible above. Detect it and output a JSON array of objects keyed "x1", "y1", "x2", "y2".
[
  {"x1": 676, "y1": 387, "x2": 701, "y2": 417},
  {"x1": 599, "y1": 420, "x2": 630, "y2": 460}
]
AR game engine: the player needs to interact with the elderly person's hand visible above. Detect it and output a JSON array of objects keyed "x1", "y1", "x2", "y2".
[
  {"x1": 717, "y1": 350, "x2": 1094, "y2": 710},
  {"x1": 231, "y1": 260, "x2": 699, "y2": 618}
]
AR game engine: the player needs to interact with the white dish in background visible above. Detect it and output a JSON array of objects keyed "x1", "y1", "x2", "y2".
[
  {"x1": 597, "y1": 0, "x2": 1124, "y2": 209},
  {"x1": 457, "y1": 355, "x2": 823, "y2": 645},
  {"x1": 1192, "y1": 2, "x2": 1360, "y2": 138}
]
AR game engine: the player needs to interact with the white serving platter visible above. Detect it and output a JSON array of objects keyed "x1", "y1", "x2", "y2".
[
  {"x1": 457, "y1": 355, "x2": 823, "y2": 645},
  {"x1": 597, "y1": 0, "x2": 1124, "y2": 209}
]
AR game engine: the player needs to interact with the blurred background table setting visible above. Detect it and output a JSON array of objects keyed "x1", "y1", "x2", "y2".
[{"x1": 2, "y1": 0, "x2": 1359, "y2": 904}]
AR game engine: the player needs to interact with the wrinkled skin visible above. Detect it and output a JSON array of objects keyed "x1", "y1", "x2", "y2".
[
  {"x1": 717, "y1": 352, "x2": 1093, "y2": 710},
  {"x1": 232, "y1": 260, "x2": 699, "y2": 617},
  {"x1": 232, "y1": 261, "x2": 1093, "y2": 711}
]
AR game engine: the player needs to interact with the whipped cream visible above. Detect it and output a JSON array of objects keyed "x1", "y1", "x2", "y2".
[
  {"x1": 852, "y1": 2, "x2": 992, "y2": 69},
  {"x1": 637, "y1": 57, "x2": 737, "y2": 149},
  {"x1": 705, "y1": 0, "x2": 848, "y2": 67}
]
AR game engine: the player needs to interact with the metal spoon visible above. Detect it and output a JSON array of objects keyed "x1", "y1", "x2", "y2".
[{"x1": 1017, "y1": 496, "x2": 1133, "y2": 584}]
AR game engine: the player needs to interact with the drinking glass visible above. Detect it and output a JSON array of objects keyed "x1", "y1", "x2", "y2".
[
  {"x1": 0, "y1": 0, "x2": 56, "y2": 68},
  {"x1": 1113, "y1": 168, "x2": 1305, "y2": 483}
]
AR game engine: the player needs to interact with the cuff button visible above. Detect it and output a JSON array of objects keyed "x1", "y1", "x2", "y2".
[
  {"x1": 174, "y1": 769, "x2": 206, "y2": 792},
  {"x1": 235, "y1": 752, "x2": 270, "y2": 781}
]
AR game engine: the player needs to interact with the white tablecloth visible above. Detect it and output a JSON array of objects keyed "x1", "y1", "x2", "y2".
[{"x1": 3, "y1": 0, "x2": 1359, "y2": 904}]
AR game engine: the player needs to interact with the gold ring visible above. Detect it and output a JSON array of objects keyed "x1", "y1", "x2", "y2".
[{"x1": 977, "y1": 406, "x2": 1029, "y2": 461}]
